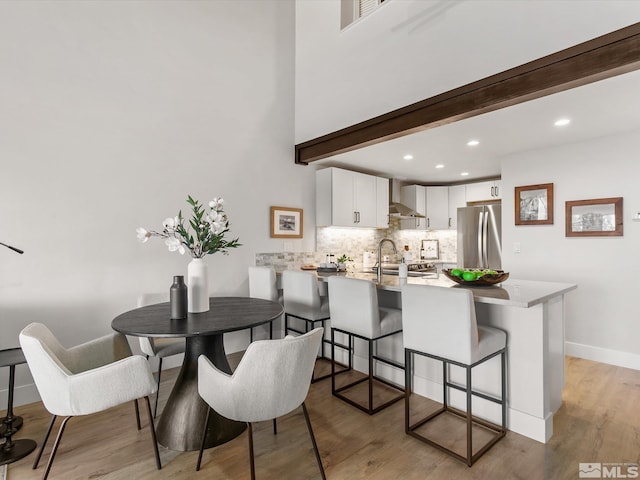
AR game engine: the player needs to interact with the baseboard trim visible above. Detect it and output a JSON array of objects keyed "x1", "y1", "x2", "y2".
[{"x1": 565, "y1": 342, "x2": 640, "y2": 370}]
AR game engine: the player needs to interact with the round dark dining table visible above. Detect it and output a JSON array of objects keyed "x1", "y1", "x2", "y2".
[{"x1": 112, "y1": 296, "x2": 284, "y2": 452}]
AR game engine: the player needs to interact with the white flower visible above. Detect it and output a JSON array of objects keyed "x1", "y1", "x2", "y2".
[
  {"x1": 165, "y1": 237, "x2": 185, "y2": 255},
  {"x1": 162, "y1": 217, "x2": 177, "y2": 232},
  {"x1": 209, "y1": 197, "x2": 224, "y2": 211},
  {"x1": 136, "y1": 227, "x2": 151, "y2": 243}
]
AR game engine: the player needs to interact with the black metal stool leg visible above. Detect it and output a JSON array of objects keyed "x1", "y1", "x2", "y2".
[
  {"x1": 134, "y1": 399, "x2": 141, "y2": 430},
  {"x1": 154, "y1": 358, "x2": 163, "y2": 418}
]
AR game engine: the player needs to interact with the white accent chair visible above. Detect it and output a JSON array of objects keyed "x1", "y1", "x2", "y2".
[
  {"x1": 401, "y1": 284, "x2": 507, "y2": 466},
  {"x1": 281, "y1": 270, "x2": 335, "y2": 382},
  {"x1": 248, "y1": 266, "x2": 283, "y2": 341},
  {"x1": 196, "y1": 328, "x2": 326, "y2": 480},
  {"x1": 327, "y1": 276, "x2": 404, "y2": 414},
  {"x1": 19, "y1": 323, "x2": 161, "y2": 480},
  {"x1": 137, "y1": 293, "x2": 186, "y2": 417}
]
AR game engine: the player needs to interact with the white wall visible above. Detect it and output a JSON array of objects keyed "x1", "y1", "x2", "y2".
[
  {"x1": 501, "y1": 130, "x2": 640, "y2": 366},
  {"x1": 295, "y1": 0, "x2": 640, "y2": 142},
  {"x1": 0, "y1": 0, "x2": 310, "y2": 408}
]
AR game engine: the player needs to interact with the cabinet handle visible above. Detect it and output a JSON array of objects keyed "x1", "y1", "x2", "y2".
[
  {"x1": 353, "y1": 211, "x2": 358, "y2": 224},
  {"x1": 490, "y1": 186, "x2": 495, "y2": 197},
  {"x1": 495, "y1": 185, "x2": 499, "y2": 197},
  {"x1": 356, "y1": 211, "x2": 360, "y2": 223},
  {"x1": 448, "y1": 217, "x2": 452, "y2": 228},
  {"x1": 427, "y1": 218, "x2": 430, "y2": 228}
]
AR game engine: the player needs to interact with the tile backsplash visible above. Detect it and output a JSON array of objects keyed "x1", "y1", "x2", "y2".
[{"x1": 256, "y1": 218, "x2": 457, "y2": 270}]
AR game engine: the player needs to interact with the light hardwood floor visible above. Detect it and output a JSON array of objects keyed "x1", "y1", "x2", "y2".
[{"x1": 3, "y1": 355, "x2": 639, "y2": 479}]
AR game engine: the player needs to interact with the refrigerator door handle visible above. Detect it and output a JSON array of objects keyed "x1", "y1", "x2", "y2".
[
  {"x1": 482, "y1": 210, "x2": 489, "y2": 268},
  {"x1": 477, "y1": 212, "x2": 484, "y2": 267}
]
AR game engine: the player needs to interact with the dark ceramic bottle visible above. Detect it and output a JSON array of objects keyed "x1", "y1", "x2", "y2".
[{"x1": 170, "y1": 275, "x2": 188, "y2": 319}]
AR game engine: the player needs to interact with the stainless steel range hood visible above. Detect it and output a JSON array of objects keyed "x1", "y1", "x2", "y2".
[{"x1": 388, "y1": 179, "x2": 425, "y2": 218}]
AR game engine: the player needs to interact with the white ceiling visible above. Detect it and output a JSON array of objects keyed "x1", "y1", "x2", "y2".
[{"x1": 313, "y1": 69, "x2": 640, "y2": 185}]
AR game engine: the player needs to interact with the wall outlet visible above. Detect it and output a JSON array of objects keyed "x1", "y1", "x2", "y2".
[{"x1": 513, "y1": 242, "x2": 521, "y2": 254}]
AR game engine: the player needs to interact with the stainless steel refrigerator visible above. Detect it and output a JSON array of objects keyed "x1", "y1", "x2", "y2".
[{"x1": 457, "y1": 205, "x2": 502, "y2": 269}]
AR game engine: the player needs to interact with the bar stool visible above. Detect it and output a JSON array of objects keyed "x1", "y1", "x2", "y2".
[
  {"x1": 327, "y1": 276, "x2": 404, "y2": 415},
  {"x1": 281, "y1": 270, "x2": 345, "y2": 382},
  {"x1": 0, "y1": 347, "x2": 37, "y2": 466},
  {"x1": 248, "y1": 266, "x2": 282, "y2": 341},
  {"x1": 402, "y1": 284, "x2": 507, "y2": 466}
]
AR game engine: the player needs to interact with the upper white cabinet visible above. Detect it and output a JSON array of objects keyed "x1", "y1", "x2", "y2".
[
  {"x1": 425, "y1": 186, "x2": 449, "y2": 230},
  {"x1": 316, "y1": 167, "x2": 388, "y2": 228},
  {"x1": 465, "y1": 180, "x2": 501, "y2": 203},
  {"x1": 447, "y1": 184, "x2": 466, "y2": 230},
  {"x1": 400, "y1": 185, "x2": 449, "y2": 230},
  {"x1": 399, "y1": 185, "x2": 427, "y2": 230}
]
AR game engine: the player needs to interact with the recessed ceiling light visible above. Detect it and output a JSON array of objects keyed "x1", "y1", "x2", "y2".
[
  {"x1": 435, "y1": 164, "x2": 445, "y2": 169},
  {"x1": 460, "y1": 172, "x2": 469, "y2": 176},
  {"x1": 403, "y1": 154, "x2": 414, "y2": 160},
  {"x1": 467, "y1": 140, "x2": 480, "y2": 147},
  {"x1": 554, "y1": 118, "x2": 571, "y2": 127}
]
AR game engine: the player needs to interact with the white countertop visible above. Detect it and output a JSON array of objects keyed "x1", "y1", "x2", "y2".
[{"x1": 313, "y1": 271, "x2": 577, "y2": 308}]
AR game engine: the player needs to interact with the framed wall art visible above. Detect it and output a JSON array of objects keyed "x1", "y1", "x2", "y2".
[
  {"x1": 270, "y1": 206, "x2": 303, "y2": 238},
  {"x1": 565, "y1": 197, "x2": 623, "y2": 237},
  {"x1": 515, "y1": 183, "x2": 554, "y2": 225}
]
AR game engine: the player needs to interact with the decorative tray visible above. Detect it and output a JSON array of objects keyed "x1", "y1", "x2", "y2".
[
  {"x1": 442, "y1": 269, "x2": 509, "y2": 286},
  {"x1": 300, "y1": 265, "x2": 318, "y2": 271}
]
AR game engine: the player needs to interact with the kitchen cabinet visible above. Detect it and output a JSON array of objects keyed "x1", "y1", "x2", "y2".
[
  {"x1": 400, "y1": 185, "x2": 449, "y2": 230},
  {"x1": 465, "y1": 180, "x2": 502, "y2": 203},
  {"x1": 399, "y1": 185, "x2": 426, "y2": 230},
  {"x1": 448, "y1": 184, "x2": 466, "y2": 229},
  {"x1": 425, "y1": 186, "x2": 449, "y2": 230},
  {"x1": 316, "y1": 167, "x2": 388, "y2": 228}
]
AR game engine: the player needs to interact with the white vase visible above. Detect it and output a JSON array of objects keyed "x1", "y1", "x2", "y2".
[{"x1": 187, "y1": 258, "x2": 210, "y2": 313}]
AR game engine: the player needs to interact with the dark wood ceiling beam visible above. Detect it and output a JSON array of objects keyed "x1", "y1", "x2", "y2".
[{"x1": 295, "y1": 22, "x2": 640, "y2": 165}]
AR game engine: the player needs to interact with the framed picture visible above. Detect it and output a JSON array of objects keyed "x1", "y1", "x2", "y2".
[
  {"x1": 420, "y1": 239, "x2": 439, "y2": 259},
  {"x1": 565, "y1": 197, "x2": 623, "y2": 237},
  {"x1": 270, "y1": 206, "x2": 303, "y2": 238},
  {"x1": 515, "y1": 183, "x2": 554, "y2": 225}
]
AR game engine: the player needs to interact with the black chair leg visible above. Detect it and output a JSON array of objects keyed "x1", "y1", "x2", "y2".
[
  {"x1": 248, "y1": 422, "x2": 256, "y2": 480},
  {"x1": 273, "y1": 418, "x2": 277, "y2": 435},
  {"x1": 302, "y1": 402, "x2": 326, "y2": 480},
  {"x1": 154, "y1": 358, "x2": 163, "y2": 418},
  {"x1": 196, "y1": 407, "x2": 212, "y2": 471},
  {"x1": 42, "y1": 416, "x2": 71, "y2": 480},
  {"x1": 134, "y1": 399, "x2": 141, "y2": 430},
  {"x1": 144, "y1": 396, "x2": 161, "y2": 470},
  {"x1": 33, "y1": 414, "x2": 57, "y2": 469}
]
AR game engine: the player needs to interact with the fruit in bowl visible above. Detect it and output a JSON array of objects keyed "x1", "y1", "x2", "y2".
[{"x1": 443, "y1": 268, "x2": 509, "y2": 286}]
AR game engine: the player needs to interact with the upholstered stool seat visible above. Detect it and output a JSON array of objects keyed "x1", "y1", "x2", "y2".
[
  {"x1": 282, "y1": 270, "x2": 346, "y2": 382},
  {"x1": 327, "y1": 276, "x2": 405, "y2": 415},
  {"x1": 402, "y1": 284, "x2": 507, "y2": 467}
]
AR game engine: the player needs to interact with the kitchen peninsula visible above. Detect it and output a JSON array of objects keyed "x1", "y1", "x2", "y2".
[{"x1": 311, "y1": 270, "x2": 577, "y2": 444}]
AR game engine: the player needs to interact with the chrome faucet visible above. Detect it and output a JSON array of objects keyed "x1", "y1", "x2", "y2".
[{"x1": 377, "y1": 238, "x2": 398, "y2": 283}]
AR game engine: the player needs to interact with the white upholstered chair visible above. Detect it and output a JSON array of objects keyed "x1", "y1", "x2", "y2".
[
  {"x1": 196, "y1": 328, "x2": 326, "y2": 479},
  {"x1": 281, "y1": 270, "x2": 334, "y2": 382},
  {"x1": 327, "y1": 276, "x2": 404, "y2": 414},
  {"x1": 401, "y1": 284, "x2": 507, "y2": 466},
  {"x1": 19, "y1": 322, "x2": 161, "y2": 480},
  {"x1": 248, "y1": 266, "x2": 283, "y2": 341},
  {"x1": 137, "y1": 293, "x2": 185, "y2": 417}
]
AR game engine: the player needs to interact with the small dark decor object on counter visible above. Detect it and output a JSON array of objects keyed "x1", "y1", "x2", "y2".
[
  {"x1": 170, "y1": 275, "x2": 188, "y2": 319},
  {"x1": 443, "y1": 268, "x2": 509, "y2": 286}
]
